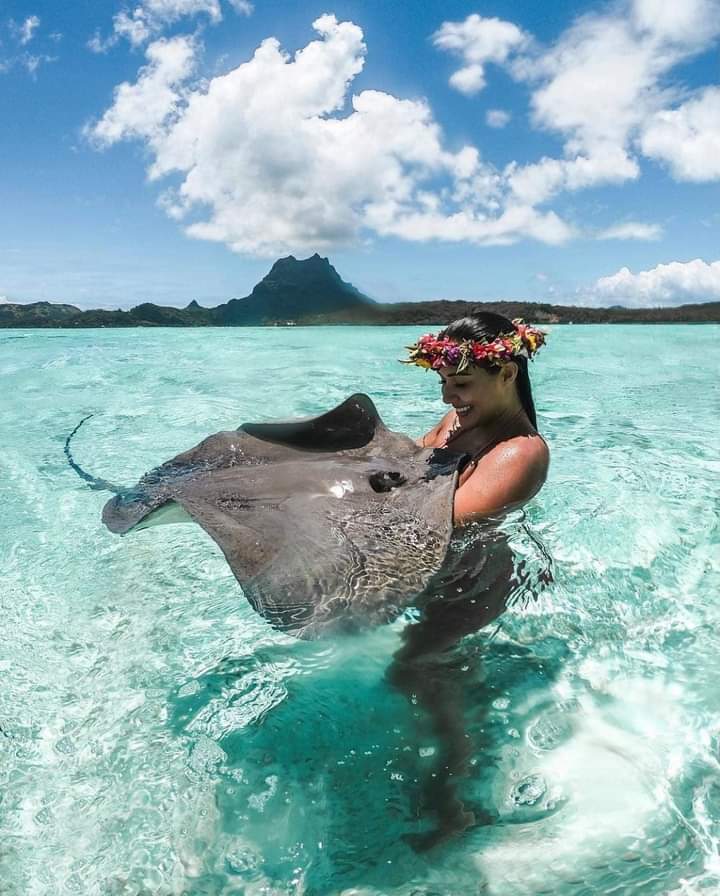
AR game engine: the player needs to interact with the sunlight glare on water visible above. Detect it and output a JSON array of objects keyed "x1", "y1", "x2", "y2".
[{"x1": 1, "y1": 325, "x2": 719, "y2": 895}]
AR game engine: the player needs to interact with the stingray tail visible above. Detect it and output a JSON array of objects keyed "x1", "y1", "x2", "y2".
[{"x1": 64, "y1": 414, "x2": 123, "y2": 494}]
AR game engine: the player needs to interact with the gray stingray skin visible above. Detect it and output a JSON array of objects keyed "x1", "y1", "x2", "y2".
[{"x1": 102, "y1": 394, "x2": 466, "y2": 637}]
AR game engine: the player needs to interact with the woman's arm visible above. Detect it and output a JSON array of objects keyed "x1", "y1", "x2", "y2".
[{"x1": 415, "y1": 410, "x2": 455, "y2": 448}]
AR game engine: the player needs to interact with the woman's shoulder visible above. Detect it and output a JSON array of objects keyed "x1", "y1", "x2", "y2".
[
  {"x1": 454, "y1": 432, "x2": 549, "y2": 523},
  {"x1": 478, "y1": 431, "x2": 549, "y2": 488},
  {"x1": 485, "y1": 430, "x2": 549, "y2": 467}
]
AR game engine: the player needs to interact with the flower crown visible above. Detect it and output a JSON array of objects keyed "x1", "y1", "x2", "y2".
[{"x1": 402, "y1": 319, "x2": 547, "y2": 373}]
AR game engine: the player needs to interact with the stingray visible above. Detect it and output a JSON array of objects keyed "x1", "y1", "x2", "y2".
[{"x1": 69, "y1": 395, "x2": 470, "y2": 638}]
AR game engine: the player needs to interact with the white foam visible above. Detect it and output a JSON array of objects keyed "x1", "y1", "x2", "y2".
[{"x1": 474, "y1": 673, "x2": 687, "y2": 893}]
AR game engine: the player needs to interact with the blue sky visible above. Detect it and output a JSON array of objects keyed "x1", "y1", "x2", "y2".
[{"x1": 1, "y1": 0, "x2": 719, "y2": 309}]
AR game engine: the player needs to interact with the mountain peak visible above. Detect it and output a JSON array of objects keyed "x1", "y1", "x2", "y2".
[
  {"x1": 268, "y1": 253, "x2": 331, "y2": 275},
  {"x1": 260, "y1": 254, "x2": 360, "y2": 293},
  {"x1": 220, "y1": 254, "x2": 374, "y2": 324}
]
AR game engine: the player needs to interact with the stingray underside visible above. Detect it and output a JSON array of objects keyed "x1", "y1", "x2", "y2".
[{"x1": 102, "y1": 394, "x2": 465, "y2": 637}]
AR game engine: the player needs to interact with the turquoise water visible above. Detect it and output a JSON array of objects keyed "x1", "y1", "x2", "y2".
[{"x1": 1, "y1": 324, "x2": 719, "y2": 895}]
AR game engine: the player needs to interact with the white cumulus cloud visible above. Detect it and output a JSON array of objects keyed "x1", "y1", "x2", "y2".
[
  {"x1": 496, "y1": 0, "x2": 720, "y2": 203},
  {"x1": 227, "y1": 0, "x2": 253, "y2": 14},
  {"x1": 587, "y1": 258, "x2": 720, "y2": 307},
  {"x1": 486, "y1": 108, "x2": 511, "y2": 128},
  {"x1": 117, "y1": 0, "x2": 222, "y2": 47},
  {"x1": 143, "y1": 0, "x2": 223, "y2": 19},
  {"x1": 111, "y1": 10, "x2": 154, "y2": 47},
  {"x1": 640, "y1": 86, "x2": 720, "y2": 181},
  {"x1": 365, "y1": 202, "x2": 572, "y2": 247},
  {"x1": 597, "y1": 221, "x2": 663, "y2": 241},
  {"x1": 87, "y1": 36, "x2": 197, "y2": 144},
  {"x1": 84, "y1": 2, "x2": 720, "y2": 258},
  {"x1": 3, "y1": 14, "x2": 54, "y2": 73},
  {"x1": 88, "y1": 16, "x2": 573, "y2": 256},
  {"x1": 12, "y1": 15, "x2": 41, "y2": 45},
  {"x1": 89, "y1": 0, "x2": 249, "y2": 52},
  {"x1": 22, "y1": 53, "x2": 52, "y2": 75},
  {"x1": 631, "y1": 0, "x2": 720, "y2": 48},
  {"x1": 433, "y1": 14, "x2": 528, "y2": 96},
  {"x1": 507, "y1": 150, "x2": 640, "y2": 206}
]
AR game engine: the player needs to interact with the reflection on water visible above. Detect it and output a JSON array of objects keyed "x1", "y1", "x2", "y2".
[{"x1": 1, "y1": 325, "x2": 719, "y2": 895}]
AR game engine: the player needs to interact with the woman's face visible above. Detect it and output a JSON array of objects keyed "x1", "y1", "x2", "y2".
[{"x1": 438, "y1": 362, "x2": 518, "y2": 430}]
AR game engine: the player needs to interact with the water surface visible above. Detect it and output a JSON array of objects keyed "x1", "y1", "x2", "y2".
[{"x1": 1, "y1": 325, "x2": 719, "y2": 895}]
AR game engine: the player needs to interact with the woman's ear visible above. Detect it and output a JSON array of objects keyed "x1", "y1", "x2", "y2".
[{"x1": 501, "y1": 361, "x2": 519, "y2": 385}]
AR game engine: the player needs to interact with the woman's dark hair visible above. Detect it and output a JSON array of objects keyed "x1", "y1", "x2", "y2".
[{"x1": 439, "y1": 309, "x2": 538, "y2": 429}]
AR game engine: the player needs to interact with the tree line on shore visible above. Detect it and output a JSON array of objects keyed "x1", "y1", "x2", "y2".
[{"x1": 2, "y1": 296, "x2": 719, "y2": 327}]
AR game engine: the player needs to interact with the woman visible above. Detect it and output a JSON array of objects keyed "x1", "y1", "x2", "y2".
[
  {"x1": 409, "y1": 310, "x2": 549, "y2": 524},
  {"x1": 390, "y1": 310, "x2": 550, "y2": 849}
]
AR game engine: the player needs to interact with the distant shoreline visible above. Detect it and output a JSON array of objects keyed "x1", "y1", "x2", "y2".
[
  {"x1": 2, "y1": 298, "x2": 719, "y2": 328},
  {"x1": 3, "y1": 255, "x2": 719, "y2": 327},
  {"x1": 3, "y1": 320, "x2": 719, "y2": 331}
]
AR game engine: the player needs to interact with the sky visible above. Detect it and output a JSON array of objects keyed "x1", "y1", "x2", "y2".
[{"x1": 1, "y1": 0, "x2": 719, "y2": 309}]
